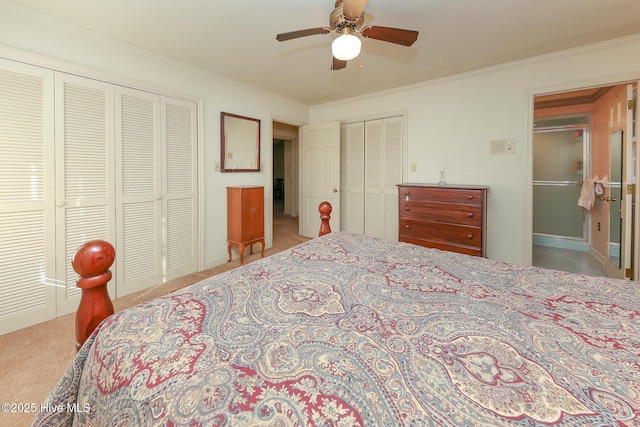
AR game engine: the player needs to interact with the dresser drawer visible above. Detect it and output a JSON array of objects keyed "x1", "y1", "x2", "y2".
[
  {"x1": 399, "y1": 218, "x2": 482, "y2": 248},
  {"x1": 400, "y1": 236, "x2": 482, "y2": 257},
  {"x1": 398, "y1": 186, "x2": 484, "y2": 206},
  {"x1": 400, "y1": 201, "x2": 482, "y2": 225}
]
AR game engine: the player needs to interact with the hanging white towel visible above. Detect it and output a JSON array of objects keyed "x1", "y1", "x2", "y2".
[{"x1": 577, "y1": 177, "x2": 596, "y2": 209}]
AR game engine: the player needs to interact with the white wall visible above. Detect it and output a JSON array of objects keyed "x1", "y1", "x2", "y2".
[
  {"x1": 0, "y1": 3, "x2": 309, "y2": 269},
  {"x1": 310, "y1": 35, "x2": 640, "y2": 266}
]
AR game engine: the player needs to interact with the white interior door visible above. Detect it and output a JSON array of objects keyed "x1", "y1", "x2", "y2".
[
  {"x1": 622, "y1": 83, "x2": 635, "y2": 278},
  {"x1": 341, "y1": 116, "x2": 403, "y2": 240},
  {"x1": 0, "y1": 60, "x2": 56, "y2": 335},
  {"x1": 363, "y1": 118, "x2": 402, "y2": 240},
  {"x1": 380, "y1": 117, "x2": 402, "y2": 241},
  {"x1": 299, "y1": 121, "x2": 340, "y2": 238},
  {"x1": 604, "y1": 83, "x2": 634, "y2": 279},
  {"x1": 116, "y1": 87, "x2": 163, "y2": 295},
  {"x1": 162, "y1": 97, "x2": 198, "y2": 280},
  {"x1": 55, "y1": 72, "x2": 116, "y2": 315},
  {"x1": 340, "y1": 122, "x2": 365, "y2": 234},
  {"x1": 0, "y1": 60, "x2": 200, "y2": 335}
]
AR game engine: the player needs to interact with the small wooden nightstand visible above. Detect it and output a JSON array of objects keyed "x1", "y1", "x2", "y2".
[{"x1": 227, "y1": 186, "x2": 265, "y2": 264}]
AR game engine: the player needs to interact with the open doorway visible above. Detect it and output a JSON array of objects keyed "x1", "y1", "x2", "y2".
[
  {"x1": 532, "y1": 83, "x2": 636, "y2": 278},
  {"x1": 532, "y1": 113, "x2": 605, "y2": 276},
  {"x1": 272, "y1": 121, "x2": 300, "y2": 246}
]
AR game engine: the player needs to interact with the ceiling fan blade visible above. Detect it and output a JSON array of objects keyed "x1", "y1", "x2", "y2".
[
  {"x1": 332, "y1": 56, "x2": 347, "y2": 71},
  {"x1": 276, "y1": 27, "x2": 330, "y2": 42},
  {"x1": 342, "y1": 0, "x2": 369, "y2": 21},
  {"x1": 361, "y1": 26, "x2": 418, "y2": 46}
]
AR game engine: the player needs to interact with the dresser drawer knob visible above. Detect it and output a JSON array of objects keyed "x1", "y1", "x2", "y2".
[
  {"x1": 467, "y1": 195, "x2": 473, "y2": 200},
  {"x1": 405, "y1": 224, "x2": 410, "y2": 229},
  {"x1": 467, "y1": 234, "x2": 473, "y2": 240},
  {"x1": 467, "y1": 212, "x2": 473, "y2": 218},
  {"x1": 405, "y1": 206, "x2": 410, "y2": 211}
]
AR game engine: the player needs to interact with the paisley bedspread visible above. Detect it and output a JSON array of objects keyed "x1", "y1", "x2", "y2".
[{"x1": 33, "y1": 232, "x2": 640, "y2": 426}]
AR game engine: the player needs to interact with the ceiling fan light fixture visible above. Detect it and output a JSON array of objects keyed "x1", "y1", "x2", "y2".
[{"x1": 331, "y1": 33, "x2": 361, "y2": 61}]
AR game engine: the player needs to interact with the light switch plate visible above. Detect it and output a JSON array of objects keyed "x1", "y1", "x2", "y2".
[{"x1": 490, "y1": 139, "x2": 516, "y2": 154}]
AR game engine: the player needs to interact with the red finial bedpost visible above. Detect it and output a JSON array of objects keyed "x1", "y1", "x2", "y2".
[
  {"x1": 72, "y1": 240, "x2": 115, "y2": 351},
  {"x1": 319, "y1": 201, "x2": 332, "y2": 236}
]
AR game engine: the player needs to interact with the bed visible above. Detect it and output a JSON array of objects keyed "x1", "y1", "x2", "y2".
[{"x1": 34, "y1": 231, "x2": 640, "y2": 426}]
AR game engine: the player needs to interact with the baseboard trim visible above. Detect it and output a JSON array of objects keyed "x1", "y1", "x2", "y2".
[{"x1": 533, "y1": 234, "x2": 589, "y2": 251}]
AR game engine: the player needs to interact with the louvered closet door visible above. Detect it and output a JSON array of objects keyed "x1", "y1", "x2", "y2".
[
  {"x1": 162, "y1": 97, "x2": 197, "y2": 280},
  {"x1": 55, "y1": 73, "x2": 116, "y2": 316},
  {"x1": 0, "y1": 60, "x2": 55, "y2": 334},
  {"x1": 364, "y1": 117, "x2": 402, "y2": 240},
  {"x1": 380, "y1": 117, "x2": 401, "y2": 240},
  {"x1": 340, "y1": 122, "x2": 365, "y2": 233},
  {"x1": 115, "y1": 87, "x2": 162, "y2": 295},
  {"x1": 365, "y1": 120, "x2": 385, "y2": 238}
]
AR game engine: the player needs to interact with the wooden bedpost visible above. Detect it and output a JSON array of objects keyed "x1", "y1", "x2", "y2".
[
  {"x1": 72, "y1": 240, "x2": 115, "y2": 351},
  {"x1": 319, "y1": 201, "x2": 332, "y2": 236}
]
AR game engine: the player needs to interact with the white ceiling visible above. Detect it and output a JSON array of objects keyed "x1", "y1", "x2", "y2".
[{"x1": 6, "y1": 0, "x2": 640, "y2": 105}]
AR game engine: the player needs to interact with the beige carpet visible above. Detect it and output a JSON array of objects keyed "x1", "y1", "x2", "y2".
[{"x1": 0, "y1": 205, "x2": 307, "y2": 426}]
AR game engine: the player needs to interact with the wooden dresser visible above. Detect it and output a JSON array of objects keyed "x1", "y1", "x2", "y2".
[
  {"x1": 397, "y1": 184, "x2": 488, "y2": 257},
  {"x1": 227, "y1": 186, "x2": 265, "y2": 264}
]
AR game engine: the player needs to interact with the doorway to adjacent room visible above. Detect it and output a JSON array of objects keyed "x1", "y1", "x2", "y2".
[
  {"x1": 532, "y1": 82, "x2": 637, "y2": 278},
  {"x1": 272, "y1": 120, "x2": 300, "y2": 245}
]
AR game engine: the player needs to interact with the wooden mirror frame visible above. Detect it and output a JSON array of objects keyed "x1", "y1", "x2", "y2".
[{"x1": 220, "y1": 112, "x2": 261, "y2": 172}]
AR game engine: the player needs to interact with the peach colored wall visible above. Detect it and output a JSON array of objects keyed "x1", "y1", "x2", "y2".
[{"x1": 591, "y1": 84, "x2": 629, "y2": 259}]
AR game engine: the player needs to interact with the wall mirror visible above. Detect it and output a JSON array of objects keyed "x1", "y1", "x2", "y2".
[{"x1": 220, "y1": 112, "x2": 261, "y2": 172}]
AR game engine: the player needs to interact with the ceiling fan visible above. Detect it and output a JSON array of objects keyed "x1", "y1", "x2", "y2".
[{"x1": 275, "y1": 0, "x2": 419, "y2": 70}]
